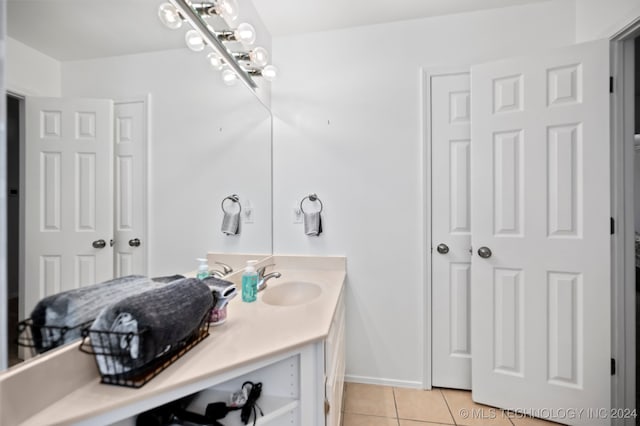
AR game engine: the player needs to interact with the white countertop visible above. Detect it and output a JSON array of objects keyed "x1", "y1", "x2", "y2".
[{"x1": 0, "y1": 255, "x2": 346, "y2": 426}]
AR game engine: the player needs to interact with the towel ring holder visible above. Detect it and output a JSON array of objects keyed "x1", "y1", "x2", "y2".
[
  {"x1": 300, "y1": 193, "x2": 323, "y2": 214},
  {"x1": 221, "y1": 194, "x2": 242, "y2": 214}
]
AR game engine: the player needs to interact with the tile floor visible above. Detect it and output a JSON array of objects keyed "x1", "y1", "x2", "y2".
[{"x1": 342, "y1": 383, "x2": 561, "y2": 426}]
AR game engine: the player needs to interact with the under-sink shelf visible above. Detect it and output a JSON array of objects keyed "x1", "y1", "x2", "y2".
[{"x1": 187, "y1": 389, "x2": 299, "y2": 425}]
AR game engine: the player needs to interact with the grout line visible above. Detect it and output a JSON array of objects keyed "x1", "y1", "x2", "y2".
[
  {"x1": 439, "y1": 388, "x2": 459, "y2": 426},
  {"x1": 391, "y1": 387, "x2": 400, "y2": 426}
]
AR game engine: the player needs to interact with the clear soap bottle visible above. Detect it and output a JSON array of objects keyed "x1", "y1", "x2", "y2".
[
  {"x1": 242, "y1": 260, "x2": 258, "y2": 302},
  {"x1": 196, "y1": 258, "x2": 209, "y2": 280}
]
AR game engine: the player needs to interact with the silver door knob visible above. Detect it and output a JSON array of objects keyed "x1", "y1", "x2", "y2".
[
  {"x1": 129, "y1": 238, "x2": 141, "y2": 247},
  {"x1": 477, "y1": 246, "x2": 492, "y2": 258},
  {"x1": 92, "y1": 239, "x2": 106, "y2": 249},
  {"x1": 436, "y1": 243, "x2": 449, "y2": 254}
]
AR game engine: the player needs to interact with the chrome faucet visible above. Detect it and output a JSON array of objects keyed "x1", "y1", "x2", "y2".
[
  {"x1": 257, "y1": 264, "x2": 281, "y2": 291},
  {"x1": 215, "y1": 261, "x2": 233, "y2": 275},
  {"x1": 208, "y1": 269, "x2": 225, "y2": 278},
  {"x1": 209, "y1": 261, "x2": 233, "y2": 278}
]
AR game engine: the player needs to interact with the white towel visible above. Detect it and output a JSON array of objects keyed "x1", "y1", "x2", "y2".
[
  {"x1": 221, "y1": 211, "x2": 240, "y2": 235},
  {"x1": 304, "y1": 211, "x2": 323, "y2": 236}
]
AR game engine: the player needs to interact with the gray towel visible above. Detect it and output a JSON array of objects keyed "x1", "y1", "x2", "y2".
[
  {"x1": 304, "y1": 211, "x2": 323, "y2": 236},
  {"x1": 90, "y1": 278, "x2": 213, "y2": 376},
  {"x1": 30, "y1": 275, "x2": 166, "y2": 352},
  {"x1": 221, "y1": 211, "x2": 240, "y2": 235},
  {"x1": 202, "y1": 276, "x2": 237, "y2": 299}
]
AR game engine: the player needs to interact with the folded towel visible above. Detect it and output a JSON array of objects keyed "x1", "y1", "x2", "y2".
[
  {"x1": 202, "y1": 276, "x2": 237, "y2": 299},
  {"x1": 304, "y1": 211, "x2": 323, "y2": 236},
  {"x1": 90, "y1": 277, "x2": 213, "y2": 376},
  {"x1": 151, "y1": 274, "x2": 185, "y2": 283},
  {"x1": 30, "y1": 275, "x2": 166, "y2": 353},
  {"x1": 221, "y1": 211, "x2": 240, "y2": 235}
]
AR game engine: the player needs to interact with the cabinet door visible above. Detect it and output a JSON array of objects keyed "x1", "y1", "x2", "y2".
[{"x1": 325, "y1": 292, "x2": 345, "y2": 426}]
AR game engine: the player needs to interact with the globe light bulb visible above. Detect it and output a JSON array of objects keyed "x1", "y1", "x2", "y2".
[
  {"x1": 215, "y1": 0, "x2": 239, "y2": 24},
  {"x1": 185, "y1": 30, "x2": 205, "y2": 52},
  {"x1": 261, "y1": 65, "x2": 278, "y2": 81},
  {"x1": 234, "y1": 23, "x2": 256, "y2": 46},
  {"x1": 158, "y1": 2, "x2": 182, "y2": 29},
  {"x1": 222, "y1": 68, "x2": 239, "y2": 86},
  {"x1": 207, "y1": 52, "x2": 224, "y2": 70},
  {"x1": 249, "y1": 47, "x2": 269, "y2": 68}
]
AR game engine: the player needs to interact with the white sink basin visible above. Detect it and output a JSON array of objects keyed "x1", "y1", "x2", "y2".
[{"x1": 261, "y1": 281, "x2": 322, "y2": 306}]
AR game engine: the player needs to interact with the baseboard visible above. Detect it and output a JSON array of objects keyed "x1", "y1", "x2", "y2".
[{"x1": 345, "y1": 374, "x2": 423, "y2": 389}]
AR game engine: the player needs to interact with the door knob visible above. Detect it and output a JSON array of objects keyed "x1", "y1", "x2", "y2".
[
  {"x1": 92, "y1": 239, "x2": 106, "y2": 249},
  {"x1": 436, "y1": 243, "x2": 449, "y2": 254},
  {"x1": 129, "y1": 238, "x2": 141, "y2": 247},
  {"x1": 477, "y1": 246, "x2": 492, "y2": 258}
]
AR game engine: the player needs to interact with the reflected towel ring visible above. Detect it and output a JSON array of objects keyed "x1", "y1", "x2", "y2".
[
  {"x1": 300, "y1": 193, "x2": 323, "y2": 214},
  {"x1": 221, "y1": 194, "x2": 242, "y2": 214}
]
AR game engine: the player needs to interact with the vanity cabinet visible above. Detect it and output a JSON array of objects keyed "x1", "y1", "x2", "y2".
[
  {"x1": 0, "y1": 256, "x2": 347, "y2": 426},
  {"x1": 110, "y1": 289, "x2": 345, "y2": 426}
]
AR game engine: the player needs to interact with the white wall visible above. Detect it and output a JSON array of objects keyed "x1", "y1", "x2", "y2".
[
  {"x1": 62, "y1": 49, "x2": 272, "y2": 276},
  {"x1": 272, "y1": 1, "x2": 576, "y2": 386},
  {"x1": 576, "y1": 0, "x2": 640, "y2": 41},
  {"x1": 6, "y1": 37, "x2": 60, "y2": 96}
]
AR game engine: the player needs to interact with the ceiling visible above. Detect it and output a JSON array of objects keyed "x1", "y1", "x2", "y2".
[
  {"x1": 7, "y1": 0, "x2": 184, "y2": 61},
  {"x1": 252, "y1": 0, "x2": 554, "y2": 36},
  {"x1": 7, "y1": 0, "x2": 556, "y2": 61}
]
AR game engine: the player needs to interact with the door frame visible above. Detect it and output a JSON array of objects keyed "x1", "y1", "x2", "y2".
[
  {"x1": 610, "y1": 16, "x2": 640, "y2": 424},
  {"x1": 421, "y1": 66, "x2": 471, "y2": 390}
]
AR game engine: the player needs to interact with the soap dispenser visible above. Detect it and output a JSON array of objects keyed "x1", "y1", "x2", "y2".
[
  {"x1": 242, "y1": 260, "x2": 258, "y2": 303},
  {"x1": 196, "y1": 258, "x2": 209, "y2": 280}
]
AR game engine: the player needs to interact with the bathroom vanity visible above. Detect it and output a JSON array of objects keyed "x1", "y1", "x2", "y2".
[{"x1": 0, "y1": 256, "x2": 346, "y2": 426}]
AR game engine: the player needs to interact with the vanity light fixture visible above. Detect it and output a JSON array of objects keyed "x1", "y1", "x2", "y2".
[{"x1": 158, "y1": 0, "x2": 278, "y2": 89}]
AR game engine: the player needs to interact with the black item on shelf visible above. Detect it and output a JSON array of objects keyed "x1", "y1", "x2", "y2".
[
  {"x1": 79, "y1": 311, "x2": 211, "y2": 388},
  {"x1": 240, "y1": 381, "x2": 264, "y2": 426},
  {"x1": 17, "y1": 318, "x2": 95, "y2": 355}
]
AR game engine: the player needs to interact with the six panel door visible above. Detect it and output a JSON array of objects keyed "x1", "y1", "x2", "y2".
[
  {"x1": 24, "y1": 97, "x2": 114, "y2": 317},
  {"x1": 470, "y1": 40, "x2": 610, "y2": 425},
  {"x1": 431, "y1": 71, "x2": 472, "y2": 390}
]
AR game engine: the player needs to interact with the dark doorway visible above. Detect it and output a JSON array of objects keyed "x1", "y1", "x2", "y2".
[{"x1": 7, "y1": 94, "x2": 20, "y2": 366}]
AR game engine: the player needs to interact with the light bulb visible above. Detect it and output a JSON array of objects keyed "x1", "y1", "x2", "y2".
[
  {"x1": 215, "y1": 0, "x2": 239, "y2": 24},
  {"x1": 185, "y1": 30, "x2": 205, "y2": 52},
  {"x1": 222, "y1": 68, "x2": 238, "y2": 86},
  {"x1": 207, "y1": 52, "x2": 224, "y2": 70},
  {"x1": 234, "y1": 23, "x2": 256, "y2": 46},
  {"x1": 249, "y1": 47, "x2": 269, "y2": 67},
  {"x1": 158, "y1": 2, "x2": 182, "y2": 29},
  {"x1": 261, "y1": 65, "x2": 278, "y2": 81}
]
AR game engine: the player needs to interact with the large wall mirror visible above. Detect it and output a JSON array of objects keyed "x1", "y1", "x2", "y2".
[{"x1": 4, "y1": 0, "x2": 272, "y2": 367}]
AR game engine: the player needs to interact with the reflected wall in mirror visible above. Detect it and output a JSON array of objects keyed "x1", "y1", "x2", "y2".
[{"x1": 4, "y1": 0, "x2": 272, "y2": 368}]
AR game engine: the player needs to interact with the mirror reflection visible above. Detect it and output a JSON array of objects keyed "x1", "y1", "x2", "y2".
[{"x1": 5, "y1": 0, "x2": 272, "y2": 367}]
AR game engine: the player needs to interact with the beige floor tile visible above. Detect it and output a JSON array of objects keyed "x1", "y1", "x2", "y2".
[
  {"x1": 510, "y1": 415, "x2": 563, "y2": 425},
  {"x1": 399, "y1": 420, "x2": 457, "y2": 426},
  {"x1": 344, "y1": 383, "x2": 398, "y2": 417},
  {"x1": 441, "y1": 388, "x2": 512, "y2": 426},
  {"x1": 394, "y1": 388, "x2": 455, "y2": 424},
  {"x1": 342, "y1": 413, "x2": 399, "y2": 426}
]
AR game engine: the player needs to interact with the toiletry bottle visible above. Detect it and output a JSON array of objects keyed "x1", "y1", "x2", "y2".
[
  {"x1": 242, "y1": 260, "x2": 258, "y2": 303},
  {"x1": 196, "y1": 258, "x2": 209, "y2": 280}
]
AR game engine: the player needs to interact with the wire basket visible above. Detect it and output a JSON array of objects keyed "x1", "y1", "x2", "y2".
[
  {"x1": 17, "y1": 318, "x2": 95, "y2": 356},
  {"x1": 79, "y1": 311, "x2": 211, "y2": 388}
]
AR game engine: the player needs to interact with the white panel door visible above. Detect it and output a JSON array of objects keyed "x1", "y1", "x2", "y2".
[
  {"x1": 431, "y1": 71, "x2": 472, "y2": 390},
  {"x1": 470, "y1": 40, "x2": 609, "y2": 424},
  {"x1": 114, "y1": 100, "x2": 147, "y2": 277},
  {"x1": 24, "y1": 97, "x2": 114, "y2": 316}
]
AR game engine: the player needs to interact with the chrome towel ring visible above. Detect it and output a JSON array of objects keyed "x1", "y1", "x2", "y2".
[
  {"x1": 300, "y1": 193, "x2": 323, "y2": 214},
  {"x1": 221, "y1": 194, "x2": 242, "y2": 213}
]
